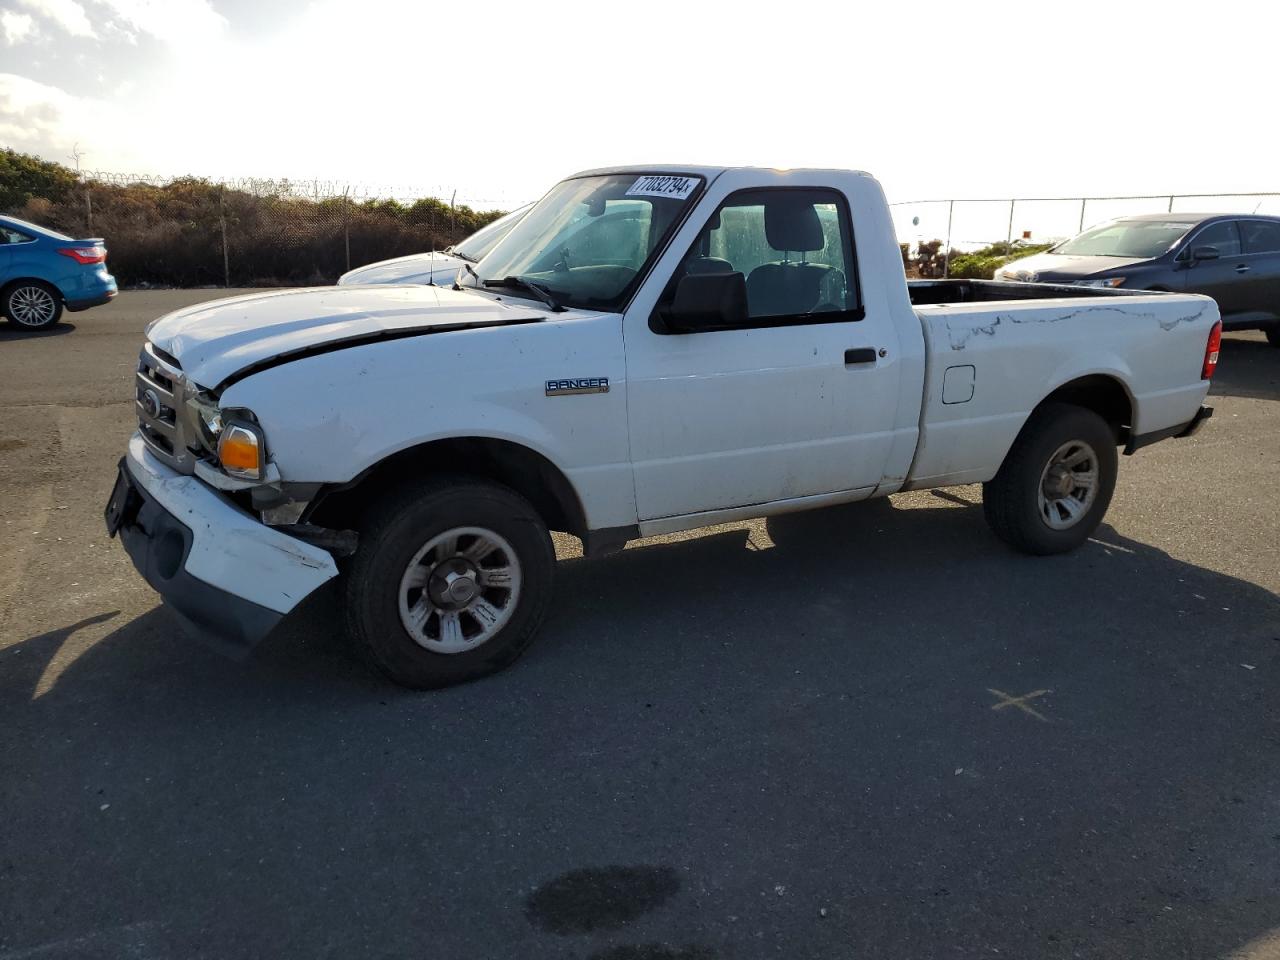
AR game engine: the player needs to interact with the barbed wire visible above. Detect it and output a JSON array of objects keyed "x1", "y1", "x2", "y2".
[{"x1": 81, "y1": 169, "x2": 519, "y2": 209}]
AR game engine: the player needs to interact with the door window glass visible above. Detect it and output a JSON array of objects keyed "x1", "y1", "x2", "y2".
[
  {"x1": 1189, "y1": 221, "x2": 1241, "y2": 257},
  {"x1": 1241, "y1": 220, "x2": 1280, "y2": 254},
  {"x1": 674, "y1": 189, "x2": 859, "y2": 322}
]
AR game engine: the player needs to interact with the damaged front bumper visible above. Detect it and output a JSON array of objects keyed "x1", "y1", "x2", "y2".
[{"x1": 108, "y1": 432, "x2": 339, "y2": 655}]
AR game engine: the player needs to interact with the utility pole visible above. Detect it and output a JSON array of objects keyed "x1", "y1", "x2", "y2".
[
  {"x1": 219, "y1": 186, "x2": 230, "y2": 287},
  {"x1": 942, "y1": 200, "x2": 955, "y2": 278},
  {"x1": 343, "y1": 186, "x2": 351, "y2": 273}
]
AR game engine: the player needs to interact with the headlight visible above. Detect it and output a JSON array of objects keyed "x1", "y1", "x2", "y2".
[
  {"x1": 185, "y1": 389, "x2": 223, "y2": 452},
  {"x1": 217, "y1": 421, "x2": 265, "y2": 480},
  {"x1": 1074, "y1": 277, "x2": 1126, "y2": 288}
]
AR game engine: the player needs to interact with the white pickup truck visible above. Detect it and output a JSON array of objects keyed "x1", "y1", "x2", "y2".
[{"x1": 107, "y1": 165, "x2": 1221, "y2": 688}]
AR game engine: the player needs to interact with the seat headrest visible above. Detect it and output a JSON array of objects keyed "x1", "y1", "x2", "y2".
[
  {"x1": 686, "y1": 257, "x2": 734, "y2": 275},
  {"x1": 764, "y1": 197, "x2": 825, "y2": 252}
]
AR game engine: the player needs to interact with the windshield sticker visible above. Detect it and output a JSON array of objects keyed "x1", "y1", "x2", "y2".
[{"x1": 625, "y1": 176, "x2": 699, "y2": 200}]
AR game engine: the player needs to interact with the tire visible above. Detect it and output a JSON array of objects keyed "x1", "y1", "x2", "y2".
[
  {"x1": 344, "y1": 476, "x2": 555, "y2": 689},
  {"x1": 1266, "y1": 327, "x2": 1280, "y2": 347},
  {"x1": 982, "y1": 402, "x2": 1118, "y2": 555},
  {"x1": 4, "y1": 281, "x2": 63, "y2": 330}
]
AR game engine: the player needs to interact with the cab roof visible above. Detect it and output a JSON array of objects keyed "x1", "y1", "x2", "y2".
[{"x1": 566, "y1": 164, "x2": 874, "y2": 182}]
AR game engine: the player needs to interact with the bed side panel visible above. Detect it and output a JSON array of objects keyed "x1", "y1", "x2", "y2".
[{"x1": 905, "y1": 294, "x2": 1217, "y2": 489}]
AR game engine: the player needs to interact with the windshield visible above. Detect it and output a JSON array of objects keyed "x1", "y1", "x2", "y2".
[
  {"x1": 1054, "y1": 219, "x2": 1194, "y2": 258},
  {"x1": 465, "y1": 173, "x2": 704, "y2": 311},
  {"x1": 452, "y1": 204, "x2": 532, "y2": 262}
]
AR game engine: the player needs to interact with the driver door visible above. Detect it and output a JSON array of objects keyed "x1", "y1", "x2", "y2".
[
  {"x1": 623, "y1": 187, "x2": 902, "y2": 522},
  {"x1": 1182, "y1": 220, "x2": 1248, "y2": 318}
]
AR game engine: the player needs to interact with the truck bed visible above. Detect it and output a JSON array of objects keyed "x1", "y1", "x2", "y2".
[
  {"x1": 908, "y1": 279, "x2": 1150, "y2": 306},
  {"x1": 903, "y1": 284, "x2": 1218, "y2": 492}
]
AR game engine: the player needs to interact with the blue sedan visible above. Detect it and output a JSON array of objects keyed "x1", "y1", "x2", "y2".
[{"x1": 0, "y1": 215, "x2": 117, "y2": 331}]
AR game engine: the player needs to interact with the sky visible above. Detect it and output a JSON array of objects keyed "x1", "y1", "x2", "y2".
[{"x1": 2, "y1": 0, "x2": 1279, "y2": 223}]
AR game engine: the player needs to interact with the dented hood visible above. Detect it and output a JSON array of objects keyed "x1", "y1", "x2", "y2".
[{"x1": 145, "y1": 284, "x2": 546, "y2": 388}]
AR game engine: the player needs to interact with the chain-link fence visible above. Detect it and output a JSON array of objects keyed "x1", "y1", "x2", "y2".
[
  {"x1": 891, "y1": 192, "x2": 1280, "y2": 276},
  {"x1": 11, "y1": 158, "x2": 1279, "y2": 286},
  {"x1": 6, "y1": 170, "x2": 520, "y2": 287}
]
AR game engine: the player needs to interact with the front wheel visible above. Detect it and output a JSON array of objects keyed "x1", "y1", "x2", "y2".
[
  {"x1": 345, "y1": 477, "x2": 555, "y2": 689},
  {"x1": 4, "y1": 281, "x2": 63, "y2": 330},
  {"x1": 982, "y1": 403, "x2": 1118, "y2": 555}
]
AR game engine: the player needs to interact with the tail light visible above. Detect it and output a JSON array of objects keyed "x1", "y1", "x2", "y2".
[
  {"x1": 58, "y1": 245, "x2": 107, "y2": 265},
  {"x1": 1201, "y1": 319, "x2": 1222, "y2": 380}
]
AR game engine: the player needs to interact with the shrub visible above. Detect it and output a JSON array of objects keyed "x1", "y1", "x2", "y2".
[
  {"x1": 942, "y1": 241, "x2": 1056, "y2": 280},
  {"x1": 0, "y1": 148, "x2": 507, "y2": 286},
  {"x1": 0, "y1": 150, "x2": 78, "y2": 210}
]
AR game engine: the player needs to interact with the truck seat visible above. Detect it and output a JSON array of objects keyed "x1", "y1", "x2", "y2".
[{"x1": 746, "y1": 197, "x2": 833, "y2": 317}]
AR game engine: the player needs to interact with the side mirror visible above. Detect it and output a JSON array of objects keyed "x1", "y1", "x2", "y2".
[
  {"x1": 665, "y1": 272, "x2": 748, "y2": 332},
  {"x1": 1191, "y1": 245, "x2": 1220, "y2": 261}
]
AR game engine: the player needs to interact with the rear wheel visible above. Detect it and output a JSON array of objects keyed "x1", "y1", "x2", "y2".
[
  {"x1": 345, "y1": 477, "x2": 555, "y2": 689},
  {"x1": 983, "y1": 403, "x2": 1118, "y2": 555},
  {"x1": 4, "y1": 281, "x2": 63, "y2": 330}
]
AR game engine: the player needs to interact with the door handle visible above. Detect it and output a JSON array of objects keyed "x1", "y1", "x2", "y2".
[
  {"x1": 1236, "y1": 264, "x2": 1251, "y2": 274},
  {"x1": 844, "y1": 348, "x2": 878, "y2": 365}
]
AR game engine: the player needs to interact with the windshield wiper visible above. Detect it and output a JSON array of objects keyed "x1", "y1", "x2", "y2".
[{"x1": 482, "y1": 275, "x2": 566, "y2": 312}]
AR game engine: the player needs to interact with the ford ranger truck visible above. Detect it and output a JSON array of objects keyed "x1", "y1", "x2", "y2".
[{"x1": 106, "y1": 166, "x2": 1220, "y2": 688}]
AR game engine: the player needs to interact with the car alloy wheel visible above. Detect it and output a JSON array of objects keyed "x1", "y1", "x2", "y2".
[{"x1": 9, "y1": 285, "x2": 58, "y2": 327}]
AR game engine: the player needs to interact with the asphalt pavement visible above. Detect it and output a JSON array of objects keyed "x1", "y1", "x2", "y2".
[{"x1": 1, "y1": 290, "x2": 1279, "y2": 959}]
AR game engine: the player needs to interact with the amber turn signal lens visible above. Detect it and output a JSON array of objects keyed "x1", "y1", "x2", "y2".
[{"x1": 218, "y1": 424, "x2": 261, "y2": 479}]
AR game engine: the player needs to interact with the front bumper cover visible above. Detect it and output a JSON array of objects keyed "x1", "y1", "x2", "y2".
[{"x1": 113, "y1": 433, "x2": 338, "y2": 655}]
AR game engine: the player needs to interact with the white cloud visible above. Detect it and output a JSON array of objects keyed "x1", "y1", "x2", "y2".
[
  {"x1": 0, "y1": 73, "x2": 149, "y2": 169},
  {"x1": 15, "y1": 0, "x2": 94, "y2": 38},
  {"x1": 5, "y1": 0, "x2": 1280, "y2": 214},
  {"x1": 90, "y1": 0, "x2": 227, "y2": 46},
  {"x1": 1, "y1": 11, "x2": 37, "y2": 44}
]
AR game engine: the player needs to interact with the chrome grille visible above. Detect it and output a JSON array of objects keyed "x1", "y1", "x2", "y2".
[{"x1": 136, "y1": 342, "x2": 198, "y2": 473}]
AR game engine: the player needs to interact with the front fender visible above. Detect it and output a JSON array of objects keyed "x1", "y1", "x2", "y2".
[{"x1": 217, "y1": 318, "x2": 637, "y2": 530}]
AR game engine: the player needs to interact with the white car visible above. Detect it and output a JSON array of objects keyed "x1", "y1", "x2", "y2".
[
  {"x1": 111, "y1": 165, "x2": 1220, "y2": 689},
  {"x1": 336, "y1": 203, "x2": 532, "y2": 286}
]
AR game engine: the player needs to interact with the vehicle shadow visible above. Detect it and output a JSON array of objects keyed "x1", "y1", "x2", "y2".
[
  {"x1": 2, "y1": 495, "x2": 1279, "y2": 959},
  {"x1": 0, "y1": 321, "x2": 77, "y2": 341},
  {"x1": 1212, "y1": 333, "x2": 1280, "y2": 401}
]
